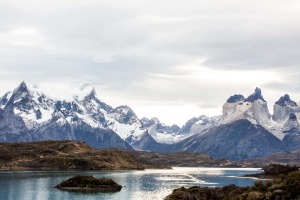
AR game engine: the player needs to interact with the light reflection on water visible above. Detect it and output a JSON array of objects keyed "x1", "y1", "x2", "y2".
[{"x1": 0, "y1": 167, "x2": 262, "y2": 200}]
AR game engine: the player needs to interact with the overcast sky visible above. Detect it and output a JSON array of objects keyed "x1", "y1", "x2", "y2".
[{"x1": 1, "y1": 0, "x2": 300, "y2": 125}]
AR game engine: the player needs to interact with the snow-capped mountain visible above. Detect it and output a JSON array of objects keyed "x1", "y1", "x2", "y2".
[
  {"x1": 164, "y1": 119, "x2": 286, "y2": 160},
  {"x1": 180, "y1": 115, "x2": 221, "y2": 136},
  {"x1": 220, "y1": 87, "x2": 271, "y2": 127},
  {"x1": 0, "y1": 81, "x2": 134, "y2": 150},
  {"x1": 0, "y1": 81, "x2": 197, "y2": 150},
  {"x1": 161, "y1": 88, "x2": 300, "y2": 160},
  {"x1": 130, "y1": 131, "x2": 169, "y2": 151},
  {"x1": 273, "y1": 94, "x2": 300, "y2": 122},
  {"x1": 2, "y1": 82, "x2": 300, "y2": 161},
  {"x1": 217, "y1": 88, "x2": 300, "y2": 140},
  {"x1": 140, "y1": 117, "x2": 184, "y2": 144}
]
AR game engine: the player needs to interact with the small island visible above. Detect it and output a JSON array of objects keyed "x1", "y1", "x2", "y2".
[{"x1": 55, "y1": 175, "x2": 122, "y2": 192}]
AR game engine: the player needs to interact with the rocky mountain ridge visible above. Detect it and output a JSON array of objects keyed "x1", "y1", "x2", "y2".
[
  {"x1": 1, "y1": 82, "x2": 300, "y2": 161},
  {"x1": 164, "y1": 88, "x2": 300, "y2": 160},
  {"x1": 0, "y1": 81, "x2": 197, "y2": 151}
]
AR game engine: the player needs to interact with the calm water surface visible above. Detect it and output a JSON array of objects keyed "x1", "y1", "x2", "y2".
[{"x1": 0, "y1": 167, "x2": 262, "y2": 200}]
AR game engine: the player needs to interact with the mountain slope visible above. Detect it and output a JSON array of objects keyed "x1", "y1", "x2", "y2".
[
  {"x1": 165, "y1": 119, "x2": 286, "y2": 160},
  {"x1": 130, "y1": 131, "x2": 170, "y2": 151},
  {"x1": 238, "y1": 148, "x2": 300, "y2": 167}
]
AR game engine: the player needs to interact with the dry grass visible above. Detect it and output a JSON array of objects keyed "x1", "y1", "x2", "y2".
[{"x1": 0, "y1": 140, "x2": 147, "y2": 170}]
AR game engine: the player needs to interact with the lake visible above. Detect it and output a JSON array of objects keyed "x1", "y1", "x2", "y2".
[{"x1": 0, "y1": 167, "x2": 262, "y2": 200}]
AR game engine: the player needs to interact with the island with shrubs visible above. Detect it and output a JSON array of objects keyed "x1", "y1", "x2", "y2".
[{"x1": 55, "y1": 175, "x2": 122, "y2": 193}]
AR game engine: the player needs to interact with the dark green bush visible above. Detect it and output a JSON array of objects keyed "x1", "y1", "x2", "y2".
[
  {"x1": 165, "y1": 166, "x2": 300, "y2": 200},
  {"x1": 285, "y1": 171, "x2": 300, "y2": 199},
  {"x1": 262, "y1": 164, "x2": 299, "y2": 176}
]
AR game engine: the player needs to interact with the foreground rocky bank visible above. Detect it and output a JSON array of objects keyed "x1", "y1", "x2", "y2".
[
  {"x1": 165, "y1": 164, "x2": 300, "y2": 200},
  {"x1": 55, "y1": 175, "x2": 122, "y2": 192}
]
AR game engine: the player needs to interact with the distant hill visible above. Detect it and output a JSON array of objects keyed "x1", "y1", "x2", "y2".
[
  {"x1": 0, "y1": 140, "x2": 155, "y2": 170},
  {"x1": 130, "y1": 151, "x2": 235, "y2": 167},
  {"x1": 237, "y1": 148, "x2": 300, "y2": 167}
]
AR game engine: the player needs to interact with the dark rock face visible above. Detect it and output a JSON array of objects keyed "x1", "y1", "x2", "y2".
[
  {"x1": 276, "y1": 94, "x2": 298, "y2": 107},
  {"x1": 283, "y1": 128, "x2": 300, "y2": 151},
  {"x1": 0, "y1": 92, "x2": 11, "y2": 108},
  {"x1": 244, "y1": 87, "x2": 266, "y2": 102},
  {"x1": 226, "y1": 94, "x2": 245, "y2": 103},
  {"x1": 165, "y1": 120, "x2": 286, "y2": 161},
  {"x1": 170, "y1": 124, "x2": 181, "y2": 133},
  {"x1": 131, "y1": 131, "x2": 169, "y2": 151},
  {"x1": 55, "y1": 175, "x2": 122, "y2": 192},
  {"x1": 289, "y1": 113, "x2": 297, "y2": 121}
]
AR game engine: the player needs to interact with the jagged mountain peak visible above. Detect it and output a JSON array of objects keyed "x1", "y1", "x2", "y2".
[
  {"x1": 18, "y1": 81, "x2": 27, "y2": 89},
  {"x1": 151, "y1": 117, "x2": 160, "y2": 123},
  {"x1": 73, "y1": 81, "x2": 96, "y2": 101},
  {"x1": 273, "y1": 94, "x2": 300, "y2": 123},
  {"x1": 226, "y1": 94, "x2": 245, "y2": 103},
  {"x1": 115, "y1": 105, "x2": 133, "y2": 113},
  {"x1": 141, "y1": 117, "x2": 158, "y2": 126},
  {"x1": 275, "y1": 94, "x2": 298, "y2": 107},
  {"x1": 13, "y1": 81, "x2": 29, "y2": 96},
  {"x1": 244, "y1": 87, "x2": 266, "y2": 102},
  {"x1": 221, "y1": 87, "x2": 271, "y2": 130},
  {"x1": 109, "y1": 105, "x2": 140, "y2": 126}
]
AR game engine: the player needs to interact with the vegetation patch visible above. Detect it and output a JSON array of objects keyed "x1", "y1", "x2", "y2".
[
  {"x1": 165, "y1": 165, "x2": 300, "y2": 200},
  {"x1": 244, "y1": 164, "x2": 299, "y2": 179},
  {"x1": 0, "y1": 140, "x2": 154, "y2": 170}
]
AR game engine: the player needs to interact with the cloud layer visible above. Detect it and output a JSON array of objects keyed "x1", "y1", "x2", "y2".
[{"x1": 1, "y1": 0, "x2": 300, "y2": 125}]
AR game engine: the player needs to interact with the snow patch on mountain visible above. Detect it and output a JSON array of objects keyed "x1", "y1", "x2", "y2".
[
  {"x1": 218, "y1": 89, "x2": 300, "y2": 140},
  {"x1": 220, "y1": 89, "x2": 271, "y2": 126},
  {"x1": 184, "y1": 115, "x2": 221, "y2": 136},
  {"x1": 219, "y1": 88, "x2": 282, "y2": 138},
  {"x1": 273, "y1": 94, "x2": 300, "y2": 122},
  {"x1": 107, "y1": 117, "x2": 145, "y2": 141},
  {"x1": 141, "y1": 117, "x2": 187, "y2": 144}
]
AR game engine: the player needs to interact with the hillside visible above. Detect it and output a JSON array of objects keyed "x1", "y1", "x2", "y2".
[
  {"x1": 131, "y1": 151, "x2": 236, "y2": 167},
  {"x1": 237, "y1": 148, "x2": 300, "y2": 167},
  {"x1": 0, "y1": 140, "x2": 151, "y2": 170}
]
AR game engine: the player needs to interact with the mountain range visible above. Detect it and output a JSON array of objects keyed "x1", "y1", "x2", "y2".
[{"x1": 1, "y1": 82, "x2": 300, "y2": 161}]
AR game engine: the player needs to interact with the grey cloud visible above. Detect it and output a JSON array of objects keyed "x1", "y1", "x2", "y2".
[
  {"x1": 1, "y1": 0, "x2": 300, "y2": 123},
  {"x1": 197, "y1": 103, "x2": 219, "y2": 109}
]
